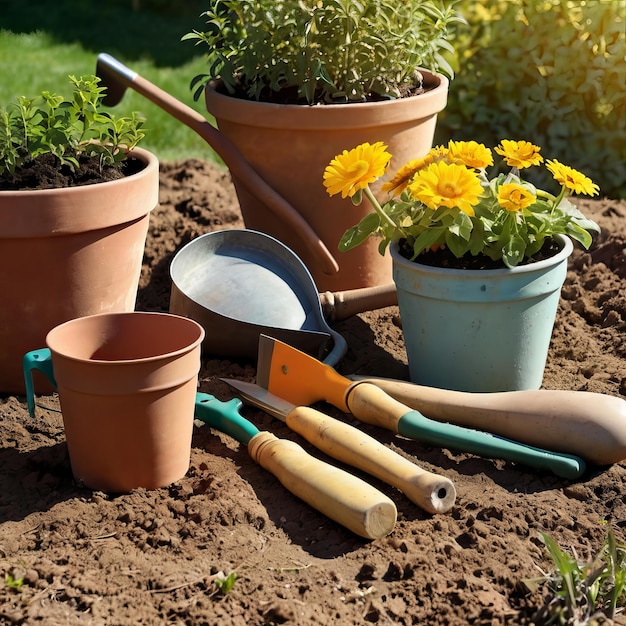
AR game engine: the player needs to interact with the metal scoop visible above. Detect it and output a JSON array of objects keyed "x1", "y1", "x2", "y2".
[{"x1": 169, "y1": 229, "x2": 347, "y2": 365}]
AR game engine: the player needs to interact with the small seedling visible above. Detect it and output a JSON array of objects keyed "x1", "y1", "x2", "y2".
[
  {"x1": 214, "y1": 571, "x2": 237, "y2": 595},
  {"x1": 4, "y1": 574, "x2": 24, "y2": 592},
  {"x1": 525, "y1": 528, "x2": 626, "y2": 625}
]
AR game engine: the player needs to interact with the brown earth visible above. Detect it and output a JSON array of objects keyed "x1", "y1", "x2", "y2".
[{"x1": 0, "y1": 159, "x2": 625, "y2": 625}]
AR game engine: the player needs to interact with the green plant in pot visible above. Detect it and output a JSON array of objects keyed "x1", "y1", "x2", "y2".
[
  {"x1": 0, "y1": 75, "x2": 159, "y2": 394},
  {"x1": 323, "y1": 139, "x2": 601, "y2": 392},
  {"x1": 183, "y1": 0, "x2": 465, "y2": 292}
]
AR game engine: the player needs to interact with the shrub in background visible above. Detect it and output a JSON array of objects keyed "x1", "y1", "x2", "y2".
[{"x1": 437, "y1": 0, "x2": 626, "y2": 198}]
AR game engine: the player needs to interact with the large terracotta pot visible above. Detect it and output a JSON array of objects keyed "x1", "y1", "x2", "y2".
[
  {"x1": 0, "y1": 147, "x2": 159, "y2": 394},
  {"x1": 204, "y1": 71, "x2": 449, "y2": 292}
]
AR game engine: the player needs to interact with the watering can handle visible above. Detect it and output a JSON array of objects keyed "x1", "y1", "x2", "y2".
[
  {"x1": 96, "y1": 53, "x2": 339, "y2": 277},
  {"x1": 23, "y1": 348, "x2": 56, "y2": 418}
]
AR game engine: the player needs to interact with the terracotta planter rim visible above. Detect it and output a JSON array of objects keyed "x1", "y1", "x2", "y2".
[
  {"x1": 0, "y1": 146, "x2": 157, "y2": 200},
  {"x1": 206, "y1": 69, "x2": 449, "y2": 129},
  {"x1": 0, "y1": 147, "x2": 159, "y2": 237},
  {"x1": 46, "y1": 311, "x2": 206, "y2": 365},
  {"x1": 390, "y1": 234, "x2": 574, "y2": 278}
]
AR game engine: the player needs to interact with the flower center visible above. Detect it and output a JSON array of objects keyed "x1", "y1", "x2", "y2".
[{"x1": 348, "y1": 160, "x2": 370, "y2": 178}]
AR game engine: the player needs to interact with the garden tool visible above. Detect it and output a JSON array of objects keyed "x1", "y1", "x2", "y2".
[
  {"x1": 194, "y1": 393, "x2": 396, "y2": 539},
  {"x1": 95, "y1": 53, "x2": 399, "y2": 316},
  {"x1": 169, "y1": 229, "x2": 347, "y2": 365},
  {"x1": 223, "y1": 379, "x2": 456, "y2": 514},
  {"x1": 346, "y1": 375, "x2": 626, "y2": 466},
  {"x1": 255, "y1": 335, "x2": 587, "y2": 479}
]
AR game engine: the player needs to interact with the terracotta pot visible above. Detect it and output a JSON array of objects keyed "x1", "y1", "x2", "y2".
[
  {"x1": 24, "y1": 312, "x2": 205, "y2": 492},
  {"x1": 204, "y1": 71, "x2": 449, "y2": 292},
  {"x1": 0, "y1": 148, "x2": 159, "y2": 394}
]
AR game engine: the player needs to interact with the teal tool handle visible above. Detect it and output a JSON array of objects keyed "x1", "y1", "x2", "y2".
[
  {"x1": 396, "y1": 411, "x2": 586, "y2": 479},
  {"x1": 194, "y1": 393, "x2": 259, "y2": 445},
  {"x1": 346, "y1": 382, "x2": 586, "y2": 480},
  {"x1": 23, "y1": 348, "x2": 56, "y2": 417}
]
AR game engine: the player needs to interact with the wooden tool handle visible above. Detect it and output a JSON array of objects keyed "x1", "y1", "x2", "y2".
[
  {"x1": 344, "y1": 383, "x2": 586, "y2": 479},
  {"x1": 353, "y1": 377, "x2": 626, "y2": 466},
  {"x1": 248, "y1": 431, "x2": 397, "y2": 539},
  {"x1": 286, "y1": 406, "x2": 455, "y2": 514}
]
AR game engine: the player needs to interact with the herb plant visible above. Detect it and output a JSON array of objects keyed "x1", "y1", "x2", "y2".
[
  {"x1": 0, "y1": 75, "x2": 145, "y2": 180},
  {"x1": 323, "y1": 139, "x2": 600, "y2": 268},
  {"x1": 184, "y1": 0, "x2": 465, "y2": 104}
]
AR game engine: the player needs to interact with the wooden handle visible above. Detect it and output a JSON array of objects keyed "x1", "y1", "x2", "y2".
[
  {"x1": 319, "y1": 283, "x2": 398, "y2": 321},
  {"x1": 354, "y1": 377, "x2": 626, "y2": 466},
  {"x1": 286, "y1": 406, "x2": 455, "y2": 514},
  {"x1": 247, "y1": 432, "x2": 397, "y2": 539}
]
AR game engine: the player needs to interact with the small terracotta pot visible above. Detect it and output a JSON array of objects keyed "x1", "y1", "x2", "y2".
[
  {"x1": 40, "y1": 312, "x2": 205, "y2": 492},
  {"x1": 0, "y1": 148, "x2": 159, "y2": 394}
]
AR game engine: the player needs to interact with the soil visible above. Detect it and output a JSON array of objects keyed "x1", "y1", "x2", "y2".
[
  {"x1": 0, "y1": 158, "x2": 625, "y2": 625},
  {"x1": 0, "y1": 154, "x2": 142, "y2": 191}
]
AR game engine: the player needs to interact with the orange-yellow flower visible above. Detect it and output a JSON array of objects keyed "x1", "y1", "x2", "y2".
[
  {"x1": 447, "y1": 140, "x2": 493, "y2": 170},
  {"x1": 546, "y1": 159, "x2": 600, "y2": 196},
  {"x1": 497, "y1": 183, "x2": 536, "y2": 212},
  {"x1": 494, "y1": 140, "x2": 543, "y2": 169},
  {"x1": 381, "y1": 145, "x2": 449, "y2": 196},
  {"x1": 323, "y1": 142, "x2": 391, "y2": 198},
  {"x1": 408, "y1": 161, "x2": 483, "y2": 216}
]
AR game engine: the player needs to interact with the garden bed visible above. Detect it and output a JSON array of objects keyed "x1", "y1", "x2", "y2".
[{"x1": 0, "y1": 159, "x2": 624, "y2": 625}]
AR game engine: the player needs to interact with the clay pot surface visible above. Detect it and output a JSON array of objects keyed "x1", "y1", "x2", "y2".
[
  {"x1": 205, "y1": 71, "x2": 449, "y2": 292},
  {"x1": 0, "y1": 148, "x2": 159, "y2": 393},
  {"x1": 45, "y1": 311, "x2": 205, "y2": 492}
]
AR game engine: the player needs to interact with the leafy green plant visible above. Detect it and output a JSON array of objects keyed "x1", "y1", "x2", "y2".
[
  {"x1": 184, "y1": 0, "x2": 465, "y2": 104},
  {"x1": 525, "y1": 529, "x2": 626, "y2": 625},
  {"x1": 323, "y1": 138, "x2": 600, "y2": 268},
  {"x1": 438, "y1": 0, "x2": 626, "y2": 198},
  {"x1": 0, "y1": 74, "x2": 145, "y2": 179}
]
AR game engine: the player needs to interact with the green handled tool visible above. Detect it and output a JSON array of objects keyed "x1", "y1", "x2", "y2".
[
  {"x1": 193, "y1": 393, "x2": 397, "y2": 539},
  {"x1": 222, "y1": 379, "x2": 456, "y2": 514},
  {"x1": 255, "y1": 335, "x2": 587, "y2": 480}
]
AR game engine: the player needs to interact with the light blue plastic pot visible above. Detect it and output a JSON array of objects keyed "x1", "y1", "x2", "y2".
[{"x1": 391, "y1": 235, "x2": 573, "y2": 392}]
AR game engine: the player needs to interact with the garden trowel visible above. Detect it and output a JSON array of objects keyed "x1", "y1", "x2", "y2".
[
  {"x1": 222, "y1": 378, "x2": 456, "y2": 514},
  {"x1": 255, "y1": 335, "x2": 587, "y2": 479},
  {"x1": 194, "y1": 393, "x2": 396, "y2": 539}
]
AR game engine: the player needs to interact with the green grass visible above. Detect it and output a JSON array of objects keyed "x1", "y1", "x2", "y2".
[{"x1": 0, "y1": 0, "x2": 222, "y2": 164}]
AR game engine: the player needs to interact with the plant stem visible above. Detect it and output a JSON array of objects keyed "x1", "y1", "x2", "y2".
[{"x1": 363, "y1": 186, "x2": 407, "y2": 236}]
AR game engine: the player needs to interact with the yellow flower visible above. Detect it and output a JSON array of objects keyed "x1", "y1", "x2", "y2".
[
  {"x1": 494, "y1": 140, "x2": 543, "y2": 169},
  {"x1": 408, "y1": 161, "x2": 483, "y2": 216},
  {"x1": 497, "y1": 183, "x2": 536, "y2": 212},
  {"x1": 381, "y1": 145, "x2": 449, "y2": 196},
  {"x1": 323, "y1": 142, "x2": 391, "y2": 198},
  {"x1": 447, "y1": 140, "x2": 493, "y2": 169},
  {"x1": 546, "y1": 159, "x2": 600, "y2": 196}
]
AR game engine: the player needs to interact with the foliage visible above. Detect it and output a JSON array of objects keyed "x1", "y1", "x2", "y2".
[
  {"x1": 525, "y1": 528, "x2": 626, "y2": 625},
  {"x1": 0, "y1": 75, "x2": 145, "y2": 179},
  {"x1": 184, "y1": 0, "x2": 465, "y2": 104},
  {"x1": 437, "y1": 0, "x2": 626, "y2": 198},
  {"x1": 324, "y1": 139, "x2": 600, "y2": 268}
]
